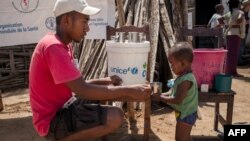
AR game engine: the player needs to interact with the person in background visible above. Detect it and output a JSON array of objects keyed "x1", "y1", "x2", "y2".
[
  {"x1": 29, "y1": 0, "x2": 151, "y2": 141},
  {"x1": 238, "y1": 0, "x2": 250, "y2": 65},
  {"x1": 219, "y1": 0, "x2": 245, "y2": 77},
  {"x1": 208, "y1": 4, "x2": 225, "y2": 29},
  {"x1": 208, "y1": 4, "x2": 225, "y2": 48},
  {"x1": 152, "y1": 42, "x2": 198, "y2": 141}
]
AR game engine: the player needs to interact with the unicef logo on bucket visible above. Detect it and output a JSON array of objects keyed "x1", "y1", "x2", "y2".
[
  {"x1": 142, "y1": 70, "x2": 146, "y2": 77},
  {"x1": 110, "y1": 65, "x2": 147, "y2": 78},
  {"x1": 131, "y1": 67, "x2": 138, "y2": 75},
  {"x1": 110, "y1": 66, "x2": 139, "y2": 75},
  {"x1": 142, "y1": 62, "x2": 147, "y2": 78},
  {"x1": 110, "y1": 67, "x2": 129, "y2": 74}
]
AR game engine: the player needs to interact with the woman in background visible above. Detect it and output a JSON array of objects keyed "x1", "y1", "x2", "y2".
[{"x1": 219, "y1": 0, "x2": 245, "y2": 77}]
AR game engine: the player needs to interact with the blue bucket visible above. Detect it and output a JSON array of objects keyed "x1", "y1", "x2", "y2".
[{"x1": 214, "y1": 74, "x2": 232, "y2": 93}]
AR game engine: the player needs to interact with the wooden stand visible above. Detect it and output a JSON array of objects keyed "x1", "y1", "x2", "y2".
[
  {"x1": 143, "y1": 99, "x2": 151, "y2": 141},
  {"x1": 199, "y1": 90, "x2": 235, "y2": 131},
  {"x1": 106, "y1": 25, "x2": 151, "y2": 141},
  {"x1": 0, "y1": 90, "x2": 3, "y2": 111}
]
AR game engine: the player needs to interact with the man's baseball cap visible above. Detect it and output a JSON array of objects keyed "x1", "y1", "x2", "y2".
[{"x1": 53, "y1": 0, "x2": 101, "y2": 17}]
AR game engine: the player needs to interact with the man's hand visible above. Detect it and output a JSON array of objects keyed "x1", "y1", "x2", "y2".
[
  {"x1": 128, "y1": 84, "x2": 151, "y2": 101},
  {"x1": 87, "y1": 75, "x2": 123, "y2": 86}
]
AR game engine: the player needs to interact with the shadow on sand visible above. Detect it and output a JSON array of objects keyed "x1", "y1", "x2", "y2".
[
  {"x1": 192, "y1": 135, "x2": 223, "y2": 141},
  {"x1": 0, "y1": 116, "x2": 45, "y2": 141}
]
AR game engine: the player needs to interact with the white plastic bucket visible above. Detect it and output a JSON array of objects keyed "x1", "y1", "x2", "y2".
[{"x1": 106, "y1": 41, "x2": 150, "y2": 85}]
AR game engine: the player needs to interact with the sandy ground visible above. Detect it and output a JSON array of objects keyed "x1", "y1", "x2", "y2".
[{"x1": 0, "y1": 65, "x2": 250, "y2": 141}]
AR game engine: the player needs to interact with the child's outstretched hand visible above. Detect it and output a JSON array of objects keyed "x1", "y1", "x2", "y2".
[
  {"x1": 151, "y1": 91, "x2": 172, "y2": 102},
  {"x1": 127, "y1": 84, "x2": 151, "y2": 101},
  {"x1": 161, "y1": 90, "x2": 172, "y2": 97}
]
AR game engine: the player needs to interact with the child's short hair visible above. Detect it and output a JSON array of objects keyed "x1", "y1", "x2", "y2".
[{"x1": 169, "y1": 42, "x2": 193, "y2": 63}]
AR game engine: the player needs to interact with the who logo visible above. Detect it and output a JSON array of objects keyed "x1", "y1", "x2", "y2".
[{"x1": 12, "y1": 0, "x2": 39, "y2": 13}]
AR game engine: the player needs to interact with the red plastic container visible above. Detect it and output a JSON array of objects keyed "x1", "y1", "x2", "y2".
[{"x1": 192, "y1": 48, "x2": 228, "y2": 89}]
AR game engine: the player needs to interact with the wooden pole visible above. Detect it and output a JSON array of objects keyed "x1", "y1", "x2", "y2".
[
  {"x1": 0, "y1": 90, "x2": 3, "y2": 112},
  {"x1": 148, "y1": 0, "x2": 160, "y2": 82},
  {"x1": 182, "y1": 0, "x2": 188, "y2": 41},
  {"x1": 116, "y1": 0, "x2": 126, "y2": 27},
  {"x1": 116, "y1": 0, "x2": 137, "y2": 129},
  {"x1": 182, "y1": 0, "x2": 188, "y2": 28},
  {"x1": 172, "y1": 0, "x2": 184, "y2": 41},
  {"x1": 159, "y1": 0, "x2": 176, "y2": 48},
  {"x1": 143, "y1": 0, "x2": 161, "y2": 140}
]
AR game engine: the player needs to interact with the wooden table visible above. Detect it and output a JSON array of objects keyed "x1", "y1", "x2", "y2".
[
  {"x1": 198, "y1": 91, "x2": 236, "y2": 131},
  {"x1": 106, "y1": 98, "x2": 151, "y2": 141}
]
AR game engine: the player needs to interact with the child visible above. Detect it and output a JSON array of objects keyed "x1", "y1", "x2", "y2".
[
  {"x1": 207, "y1": 4, "x2": 224, "y2": 48},
  {"x1": 208, "y1": 4, "x2": 224, "y2": 29},
  {"x1": 152, "y1": 42, "x2": 198, "y2": 141}
]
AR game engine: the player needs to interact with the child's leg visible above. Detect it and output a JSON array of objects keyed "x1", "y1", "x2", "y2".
[
  {"x1": 175, "y1": 121, "x2": 193, "y2": 141},
  {"x1": 175, "y1": 112, "x2": 197, "y2": 141}
]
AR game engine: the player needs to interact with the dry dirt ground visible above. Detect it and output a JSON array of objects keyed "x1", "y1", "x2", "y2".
[{"x1": 0, "y1": 65, "x2": 250, "y2": 141}]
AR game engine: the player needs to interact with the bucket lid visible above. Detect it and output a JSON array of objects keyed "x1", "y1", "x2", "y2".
[
  {"x1": 106, "y1": 41, "x2": 150, "y2": 48},
  {"x1": 106, "y1": 41, "x2": 150, "y2": 53}
]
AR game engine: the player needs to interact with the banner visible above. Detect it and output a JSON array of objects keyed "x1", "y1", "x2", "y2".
[
  {"x1": 0, "y1": 0, "x2": 56, "y2": 47},
  {"x1": 0, "y1": 0, "x2": 115, "y2": 47},
  {"x1": 86, "y1": 0, "x2": 115, "y2": 39}
]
